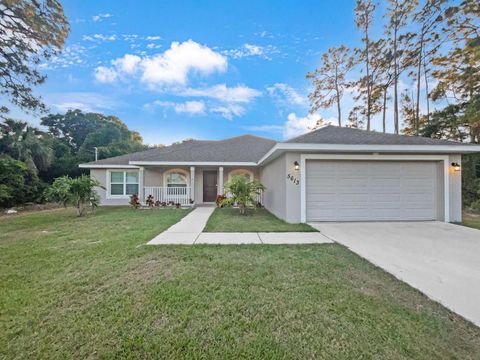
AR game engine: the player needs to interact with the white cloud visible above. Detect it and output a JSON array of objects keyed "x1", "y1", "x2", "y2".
[
  {"x1": 210, "y1": 104, "x2": 246, "y2": 120},
  {"x1": 146, "y1": 36, "x2": 161, "y2": 41},
  {"x1": 242, "y1": 124, "x2": 283, "y2": 133},
  {"x1": 111, "y1": 54, "x2": 141, "y2": 75},
  {"x1": 267, "y1": 83, "x2": 307, "y2": 107},
  {"x1": 92, "y1": 13, "x2": 112, "y2": 22},
  {"x1": 146, "y1": 43, "x2": 162, "y2": 49},
  {"x1": 223, "y1": 43, "x2": 279, "y2": 60},
  {"x1": 144, "y1": 100, "x2": 206, "y2": 115},
  {"x1": 46, "y1": 92, "x2": 118, "y2": 113},
  {"x1": 283, "y1": 112, "x2": 337, "y2": 139},
  {"x1": 180, "y1": 84, "x2": 261, "y2": 103},
  {"x1": 94, "y1": 40, "x2": 227, "y2": 87},
  {"x1": 83, "y1": 34, "x2": 117, "y2": 42},
  {"x1": 94, "y1": 66, "x2": 118, "y2": 83},
  {"x1": 140, "y1": 40, "x2": 227, "y2": 86}
]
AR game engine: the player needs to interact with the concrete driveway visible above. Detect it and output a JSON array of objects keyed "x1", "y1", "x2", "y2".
[{"x1": 310, "y1": 221, "x2": 480, "y2": 326}]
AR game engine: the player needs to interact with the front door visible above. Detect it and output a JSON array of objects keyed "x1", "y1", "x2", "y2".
[{"x1": 203, "y1": 171, "x2": 218, "y2": 202}]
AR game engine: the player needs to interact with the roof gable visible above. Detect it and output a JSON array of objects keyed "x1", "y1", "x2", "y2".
[
  {"x1": 84, "y1": 134, "x2": 276, "y2": 166},
  {"x1": 285, "y1": 125, "x2": 470, "y2": 146}
]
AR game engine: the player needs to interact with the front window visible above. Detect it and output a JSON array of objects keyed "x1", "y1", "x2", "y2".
[
  {"x1": 110, "y1": 171, "x2": 139, "y2": 196},
  {"x1": 229, "y1": 169, "x2": 253, "y2": 182},
  {"x1": 166, "y1": 171, "x2": 187, "y2": 195}
]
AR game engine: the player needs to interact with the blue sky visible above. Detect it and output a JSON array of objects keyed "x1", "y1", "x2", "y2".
[{"x1": 23, "y1": 0, "x2": 398, "y2": 145}]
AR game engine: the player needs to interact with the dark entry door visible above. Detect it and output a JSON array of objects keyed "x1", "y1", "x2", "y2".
[{"x1": 203, "y1": 171, "x2": 218, "y2": 202}]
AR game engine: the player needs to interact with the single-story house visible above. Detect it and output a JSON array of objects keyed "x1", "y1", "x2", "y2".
[{"x1": 79, "y1": 126, "x2": 480, "y2": 223}]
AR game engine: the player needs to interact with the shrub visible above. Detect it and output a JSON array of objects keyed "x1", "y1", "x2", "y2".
[
  {"x1": 221, "y1": 175, "x2": 265, "y2": 215},
  {"x1": 146, "y1": 194, "x2": 154, "y2": 207},
  {"x1": 44, "y1": 175, "x2": 101, "y2": 216},
  {"x1": 129, "y1": 194, "x2": 140, "y2": 209},
  {"x1": 0, "y1": 155, "x2": 44, "y2": 208},
  {"x1": 216, "y1": 195, "x2": 226, "y2": 208}
]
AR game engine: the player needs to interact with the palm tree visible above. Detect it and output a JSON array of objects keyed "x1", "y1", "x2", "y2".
[
  {"x1": 0, "y1": 119, "x2": 53, "y2": 173},
  {"x1": 221, "y1": 175, "x2": 266, "y2": 215}
]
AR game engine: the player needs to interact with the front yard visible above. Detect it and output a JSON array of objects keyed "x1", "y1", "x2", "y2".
[
  {"x1": 204, "y1": 207, "x2": 317, "y2": 232},
  {"x1": 1, "y1": 207, "x2": 480, "y2": 358},
  {"x1": 463, "y1": 212, "x2": 480, "y2": 230}
]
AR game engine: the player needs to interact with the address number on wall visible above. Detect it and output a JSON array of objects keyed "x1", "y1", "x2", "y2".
[{"x1": 287, "y1": 173, "x2": 299, "y2": 185}]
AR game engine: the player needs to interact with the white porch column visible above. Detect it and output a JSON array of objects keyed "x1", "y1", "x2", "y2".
[
  {"x1": 139, "y1": 166, "x2": 145, "y2": 202},
  {"x1": 190, "y1": 166, "x2": 195, "y2": 204},
  {"x1": 218, "y1": 166, "x2": 224, "y2": 195}
]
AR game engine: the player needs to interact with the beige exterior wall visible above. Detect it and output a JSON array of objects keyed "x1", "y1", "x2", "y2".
[
  {"x1": 449, "y1": 154, "x2": 462, "y2": 222},
  {"x1": 89, "y1": 153, "x2": 464, "y2": 222},
  {"x1": 260, "y1": 154, "x2": 287, "y2": 221},
  {"x1": 90, "y1": 165, "x2": 262, "y2": 206}
]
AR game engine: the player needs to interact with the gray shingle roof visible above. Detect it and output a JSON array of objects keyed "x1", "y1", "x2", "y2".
[
  {"x1": 84, "y1": 135, "x2": 277, "y2": 165},
  {"x1": 284, "y1": 125, "x2": 470, "y2": 146}
]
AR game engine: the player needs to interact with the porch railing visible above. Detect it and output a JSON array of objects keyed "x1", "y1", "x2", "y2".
[
  {"x1": 223, "y1": 189, "x2": 264, "y2": 206},
  {"x1": 143, "y1": 186, "x2": 191, "y2": 206}
]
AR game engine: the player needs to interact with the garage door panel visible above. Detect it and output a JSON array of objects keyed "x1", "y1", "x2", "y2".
[{"x1": 306, "y1": 160, "x2": 438, "y2": 222}]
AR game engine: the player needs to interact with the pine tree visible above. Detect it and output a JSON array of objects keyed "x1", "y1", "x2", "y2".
[{"x1": 307, "y1": 46, "x2": 354, "y2": 127}]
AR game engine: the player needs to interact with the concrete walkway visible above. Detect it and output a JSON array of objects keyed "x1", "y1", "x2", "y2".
[
  {"x1": 148, "y1": 206, "x2": 215, "y2": 245},
  {"x1": 147, "y1": 207, "x2": 332, "y2": 245}
]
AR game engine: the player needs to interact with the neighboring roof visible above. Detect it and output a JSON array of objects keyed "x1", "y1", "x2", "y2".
[
  {"x1": 285, "y1": 125, "x2": 473, "y2": 146},
  {"x1": 81, "y1": 135, "x2": 276, "y2": 166}
]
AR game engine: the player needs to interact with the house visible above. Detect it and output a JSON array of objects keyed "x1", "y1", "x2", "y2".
[{"x1": 79, "y1": 126, "x2": 480, "y2": 223}]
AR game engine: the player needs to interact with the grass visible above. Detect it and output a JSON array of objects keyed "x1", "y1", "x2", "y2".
[
  {"x1": 462, "y1": 212, "x2": 480, "y2": 230},
  {"x1": 203, "y1": 207, "x2": 317, "y2": 232},
  {"x1": 1, "y1": 208, "x2": 480, "y2": 359}
]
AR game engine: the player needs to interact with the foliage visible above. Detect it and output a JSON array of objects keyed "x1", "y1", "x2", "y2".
[
  {"x1": 220, "y1": 175, "x2": 266, "y2": 215},
  {"x1": 216, "y1": 194, "x2": 226, "y2": 208},
  {"x1": 0, "y1": 155, "x2": 44, "y2": 208},
  {"x1": 0, "y1": 118, "x2": 53, "y2": 173},
  {"x1": 41, "y1": 109, "x2": 145, "y2": 154},
  {"x1": 129, "y1": 194, "x2": 141, "y2": 209},
  {"x1": 0, "y1": 0, "x2": 69, "y2": 114},
  {"x1": 44, "y1": 175, "x2": 101, "y2": 216},
  {"x1": 306, "y1": 46, "x2": 353, "y2": 126},
  {"x1": 145, "y1": 194, "x2": 154, "y2": 207}
]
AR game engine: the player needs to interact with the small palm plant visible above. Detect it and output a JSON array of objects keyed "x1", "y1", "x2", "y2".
[
  {"x1": 45, "y1": 175, "x2": 101, "y2": 216},
  {"x1": 221, "y1": 175, "x2": 265, "y2": 215}
]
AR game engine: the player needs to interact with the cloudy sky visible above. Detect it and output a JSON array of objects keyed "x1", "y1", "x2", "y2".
[{"x1": 24, "y1": 0, "x2": 391, "y2": 145}]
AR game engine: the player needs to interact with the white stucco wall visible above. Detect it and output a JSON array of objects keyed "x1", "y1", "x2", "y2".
[
  {"x1": 260, "y1": 154, "x2": 287, "y2": 220},
  {"x1": 260, "y1": 152, "x2": 465, "y2": 224},
  {"x1": 449, "y1": 154, "x2": 462, "y2": 222}
]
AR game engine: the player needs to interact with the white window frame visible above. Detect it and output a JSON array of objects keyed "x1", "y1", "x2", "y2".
[{"x1": 107, "y1": 170, "x2": 140, "y2": 199}]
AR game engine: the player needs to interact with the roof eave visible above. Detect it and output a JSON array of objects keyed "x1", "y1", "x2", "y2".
[{"x1": 258, "y1": 143, "x2": 480, "y2": 165}]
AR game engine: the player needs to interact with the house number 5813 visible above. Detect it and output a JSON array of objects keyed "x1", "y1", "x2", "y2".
[{"x1": 287, "y1": 173, "x2": 299, "y2": 185}]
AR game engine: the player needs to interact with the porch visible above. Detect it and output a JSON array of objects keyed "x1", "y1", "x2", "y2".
[{"x1": 140, "y1": 165, "x2": 263, "y2": 207}]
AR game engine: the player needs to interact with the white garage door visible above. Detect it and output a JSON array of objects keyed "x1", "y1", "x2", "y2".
[{"x1": 306, "y1": 160, "x2": 438, "y2": 222}]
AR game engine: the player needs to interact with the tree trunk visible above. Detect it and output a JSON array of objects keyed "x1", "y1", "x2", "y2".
[
  {"x1": 365, "y1": 19, "x2": 371, "y2": 131},
  {"x1": 423, "y1": 50, "x2": 430, "y2": 123},
  {"x1": 382, "y1": 86, "x2": 387, "y2": 133},
  {"x1": 415, "y1": 33, "x2": 423, "y2": 136},
  {"x1": 335, "y1": 65, "x2": 342, "y2": 127},
  {"x1": 393, "y1": 24, "x2": 399, "y2": 134}
]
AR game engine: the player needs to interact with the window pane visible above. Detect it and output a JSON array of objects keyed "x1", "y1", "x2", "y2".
[
  {"x1": 111, "y1": 171, "x2": 124, "y2": 183},
  {"x1": 167, "y1": 172, "x2": 187, "y2": 185},
  {"x1": 126, "y1": 172, "x2": 138, "y2": 183},
  {"x1": 111, "y1": 184, "x2": 124, "y2": 195},
  {"x1": 126, "y1": 184, "x2": 139, "y2": 195}
]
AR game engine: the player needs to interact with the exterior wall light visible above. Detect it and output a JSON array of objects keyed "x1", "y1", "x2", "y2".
[
  {"x1": 451, "y1": 162, "x2": 461, "y2": 171},
  {"x1": 294, "y1": 161, "x2": 300, "y2": 171}
]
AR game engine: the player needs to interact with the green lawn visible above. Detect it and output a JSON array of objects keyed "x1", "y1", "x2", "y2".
[
  {"x1": 1, "y1": 208, "x2": 480, "y2": 359},
  {"x1": 463, "y1": 212, "x2": 480, "y2": 230},
  {"x1": 204, "y1": 207, "x2": 317, "y2": 232}
]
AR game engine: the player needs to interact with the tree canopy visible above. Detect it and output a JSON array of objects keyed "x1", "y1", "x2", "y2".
[{"x1": 0, "y1": 0, "x2": 69, "y2": 114}]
